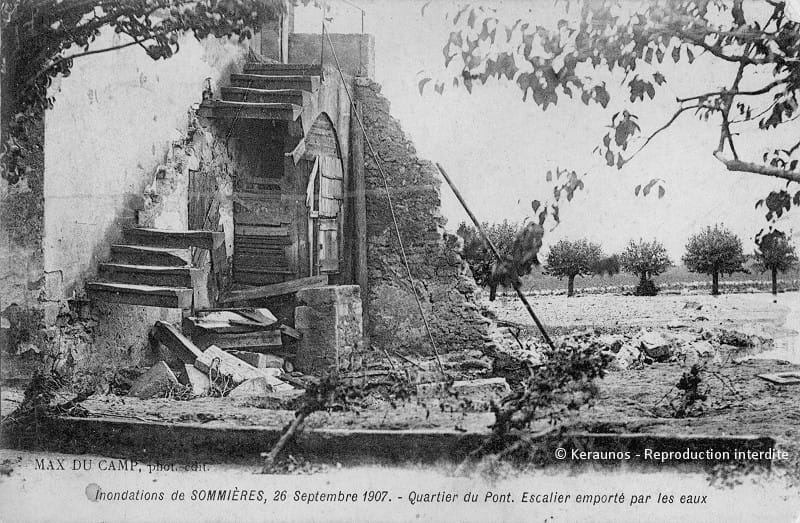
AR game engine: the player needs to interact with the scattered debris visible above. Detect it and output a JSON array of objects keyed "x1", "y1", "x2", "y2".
[
  {"x1": 127, "y1": 361, "x2": 179, "y2": 399},
  {"x1": 229, "y1": 375, "x2": 294, "y2": 397},
  {"x1": 416, "y1": 377, "x2": 511, "y2": 404},
  {"x1": 757, "y1": 372, "x2": 800, "y2": 385},
  {"x1": 612, "y1": 344, "x2": 641, "y2": 370}
]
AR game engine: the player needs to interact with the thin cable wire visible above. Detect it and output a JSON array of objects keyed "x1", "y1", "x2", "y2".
[{"x1": 322, "y1": 26, "x2": 445, "y2": 375}]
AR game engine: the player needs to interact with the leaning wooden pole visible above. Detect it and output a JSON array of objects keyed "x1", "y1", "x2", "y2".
[{"x1": 435, "y1": 163, "x2": 556, "y2": 350}]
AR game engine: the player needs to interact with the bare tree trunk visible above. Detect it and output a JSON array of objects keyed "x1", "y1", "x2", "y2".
[
  {"x1": 711, "y1": 271, "x2": 719, "y2": 295},
  {"x1": 772, "y1": 267, "x2": 778, "y2": 295},
  {"x1": 567, "y1": 275, "x2": 575, "y2": 297}
]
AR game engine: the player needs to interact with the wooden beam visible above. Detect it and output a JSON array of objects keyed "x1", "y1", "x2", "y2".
[
  {"x1": 351, "y1": 100, "x2": 369, "y2": 334},
  {"x1": 219, "y1": 275, "x2": 328, "y2": 303},
  {"x1": 152, "y1": 321, "x2": 204, "y2": 364}
]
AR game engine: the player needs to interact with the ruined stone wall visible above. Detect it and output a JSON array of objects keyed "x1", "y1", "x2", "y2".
[
  {"x1": 0, "y1": 118, "x2": 44, "y2": 326},
  {"x1": 355, "y1": 79, "x2": 491, "y2": 355}
]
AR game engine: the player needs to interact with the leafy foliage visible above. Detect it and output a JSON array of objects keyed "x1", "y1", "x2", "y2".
[
  {"x1": 591, "y1": 254, "x2": 620, "y2": 276},
  {"x1": 683, "y1": 224, "x2": 747, "y2": 294},
  {"x1": 462, "y1": 335, "x2": 613, "y2": 466},
  {"x1": 753, "y1": 229, "x2": 799, "y2": 293},
  {"x1": 619, "y1": 238, "x2": 672, "y2": 295},
  {"x1": 456, "y1": 220, "x2": 543, "y2": 299},
  {"x1": 421, "y1": 1, "x2": 800, "y2": 225},
  {"x1": 753, "y1": 230, "x2": 799, "y2": 273},
  {"x1": 544, "y1": 238, "x2": 603, "y2": 295},
  {"x1": 1, "y1": 0, "x2": 287, "y2": 184}
]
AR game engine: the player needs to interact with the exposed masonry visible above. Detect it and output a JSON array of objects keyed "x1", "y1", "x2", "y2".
[{"x1": 355, "y1": 78, "x2": 495, "y2": 356}]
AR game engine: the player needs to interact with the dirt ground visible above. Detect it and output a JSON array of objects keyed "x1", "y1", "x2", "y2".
[
  {"x1": 3, "y1": 291, "x2": 799, "y2": 469},
  {"x1": 488, "y1": 292, "x2": 796, "y2": 333}
]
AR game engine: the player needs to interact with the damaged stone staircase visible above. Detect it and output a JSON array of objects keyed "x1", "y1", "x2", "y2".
[
  {"x1": 86, "y1": 227, "x2": 225, "y2": 310},
  {"x1": 197, "y1": 62, "x2": 321, "y2": 123}
]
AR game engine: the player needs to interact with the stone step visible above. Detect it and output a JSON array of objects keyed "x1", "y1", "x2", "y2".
[
  {"x1": 122, "y1": 227, "x2": 224, "y2": 251},
  {"x1": 109, "y1": 244, "x2": 191, "y2": 267},
  {"x1": 220, "y1": 87, "x2": 307, "y2": 105},
  {"x1": 197, "y1": 100, "x2": 303, "y2": 121},
  {"x1": 86, "y1": 282, "x2": 193, "y2": 309},
  {"x1": 98, "y1": 263, "x2": 201, "y2": 288},
  {"x1": 229, "y1": 73, "x2": 320, "y2": 92},
  {"x1": 191, "y1": 329, "x2": 283, "y2": 353},
  {"x1": 243, "y1": 63, "x2": 322, "y2": 76}
]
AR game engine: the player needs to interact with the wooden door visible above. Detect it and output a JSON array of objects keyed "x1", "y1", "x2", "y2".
[{"x1": 232, "y1": 124, "x2": 299, "y2": 285}]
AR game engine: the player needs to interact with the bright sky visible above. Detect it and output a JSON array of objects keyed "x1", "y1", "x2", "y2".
[{"x1": 296, "y1": 0, "x2": 800, "y2": 259}]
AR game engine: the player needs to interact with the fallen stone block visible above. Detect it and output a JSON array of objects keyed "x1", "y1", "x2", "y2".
[
  {"x1": 128, "y1": 361, "x2": 179, "y2": 399},
  {"x1": 757, "y1": 372, "x2": 800, "y2": 385},
  {"x1": 152, "y1": 321, "x2": 203, "y2": 364},
  {"x1": 688, "y1": 340, "x2": 715, "y2": 357},
  {"x1": 233, "y1": 389, "x2": 306, "y2": 409},
  {"x1": 458, "y1": 358, "x2": 492, "y2": 372},
  {"x1": 178, "y1": 364, "x2": 211, "y2": 396},
  {"x1": 230, "y1": 350, "x2": 284, "y2": 369},
  {"x1": 612, "y1": 344, "x2": 641, "y2": 370},
  {"x1": 416, "y1": 378, "x2": 512, "y2": 401},
  {"x1": 451, "y1": 377, "x2": 511, "y2": 403},
  {"x1": 638, "y1": 331, "x2": 673, "y2": 360},
  {"x1": 194, "y1": 345, "x2": 268, "y2": 386},
  {"x1": 228, "y1": 375, "x2": 294, "y2": 398}
]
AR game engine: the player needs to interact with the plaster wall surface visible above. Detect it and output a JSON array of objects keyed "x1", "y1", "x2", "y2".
[
  {"x1": 289, "y1": 33, "x2": 375, "y2": 78},
  {"x1": 43, "y1": 30, "x2": 249, "y2": 300}
]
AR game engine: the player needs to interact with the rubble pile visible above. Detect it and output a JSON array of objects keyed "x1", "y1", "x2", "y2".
[
  {"x1": 588, "y1": 326, "x2": 775, "y2": 370},
  {"x1": 125, "y1": 308, "x2": 315, "y2": 405}
]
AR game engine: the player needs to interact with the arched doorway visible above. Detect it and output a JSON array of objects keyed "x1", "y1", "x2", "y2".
[{"x1": 230, "y1": 113, "x2": 345, "y2": 286}]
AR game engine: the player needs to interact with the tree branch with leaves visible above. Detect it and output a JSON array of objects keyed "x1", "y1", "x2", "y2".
[
  {"x1": 420, "y1": 0, "x2": 800, "y2": 227},
  {"x1": 0, "y1": 0, "x2": 289, "y2": 184}
]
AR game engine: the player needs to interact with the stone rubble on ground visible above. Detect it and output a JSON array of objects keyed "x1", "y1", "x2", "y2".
[
  {"x1": 127, "y1": 361, "x2": 179, "y2": 399},
  {"x1": 592, "y1": 325, "x2": 776, "y2": 370}
]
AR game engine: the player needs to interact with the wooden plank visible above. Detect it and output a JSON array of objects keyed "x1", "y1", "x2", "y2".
[
  {"x1": 320, "y1": 176, "x2": 343, "y2": 199},
  {"x1": 234, "y1": 234, "x2": 292, "y2": 245},
  {"x1": 152, "y1": 321, "x2": 204, "y2": 364},
  {"x1": 351, "y1": 100, "x2": 369, "y2": 331},
  {"x1": 319, "y1": 197, "x2": 341, "y2": 217},
  {"x1": 193, "y1": 330, "x2": 283, "y2": 352},
  {"x1": 232, "y1": 272, "x2": 291, "y2": 286},
  {"x1": 236, "y1": 225, "x2": 290, "y2": 237},
  {"x1": 280, "y1": 325, "x2": 302, "y2": 340},
  {"x1": 220, "y1": 275, "x2": 328, "y2": 303},
  {"x1": 233, "y1": 201, "x2": 293, "y2": 226}
]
